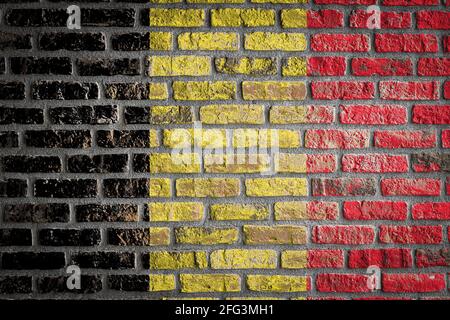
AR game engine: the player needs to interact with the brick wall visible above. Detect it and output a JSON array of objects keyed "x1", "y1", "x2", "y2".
[{"x1": 0, "y1": 0, "x2": 449, "y2": 299}]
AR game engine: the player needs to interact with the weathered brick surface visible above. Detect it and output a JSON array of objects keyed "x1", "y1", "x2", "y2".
[{"x1": 0, "y1": 0, "x2": 448, "y2": 300}]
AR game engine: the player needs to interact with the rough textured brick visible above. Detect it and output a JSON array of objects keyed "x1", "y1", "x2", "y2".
[
  {"x1": 374, "y1": 130, "x2": 436, "y2": 149},
  {"x1": 150, "y1": 9, "x2": 204, "y2": 27},
  {"x1": 311, "y1": 81, "x2": 374, "y2": 100},
  {"x1": 352, "y1": 58, "x2": 412, "y2": 76},
  {"x1": 211, "y1": 249, "x2": 277, "y2": 269},
  {"x1": 350, "y1": 11, "x2": 411, "y2": 29},
  {"x1": 412, "y1": 202, "x2": 450, "y2": 220},
  {"x1": 37, "y1": 275, "x2": 102, "y2": 294},
  {"x1": 34, "y1": 179, "x2": 97, "y2": 198},
  {"x1": 39, "y1": 33, "x2": 106, "y2": 51},
  {"x1": 274, "y1": 201, "x2": 338, "y2": 220},
  {"x1": 416, "y1": 11, "x2": 450, "y2": 29},
  {"x1": 216, "y1": 57, "x2": 276, "y2": 76},
  {"x1": 246, "y1": 178, "x2": 307, "y2": 196},
  {"x1": 245, "y1": 32, "x2": 307, "y2": 51},
  {"x1": 415, "y1": 249, "x2": 450, "y2": 267},
  {"x1": 4, "y1": 203, "x2": 69, "y2": 223},
  {"x1": 343, "y1": 201, "x2": 407, "y2": 220},
  {"x1": 379, "y1": 226, "x2": 442, "y2": 244},
  {"x1": 244, "y1": 225, "x2": 307, "y2": 244},
  {"x1": 212, "y1": 9, "x2": 275, "y2": 27},
  {"x1": 342, "y1": 154, "x2": 408, "y2": 173},
  {"x1": 243, "y1": 81, "x2": 306, "y2": 100},
  {"x1": 375, "y1": 34, "x2": 438, "y2": 53},
  {"x1": 383, "y1": 274, "x2": 445, "y2": 293},
  {"x1": 311, "y1": 34, "x2": 369, "y2": 52},
  {"x1": 316, "y1": 274, "x2": 371, "y2": 293},
  {"x1": 380, "y1": 81, "x2": 439, "y2": 100},
  {"x1": 178, "y1": 32, "x2": 238, "y2": 51},
  {"x1": 381, "y1": 178, "x2": 441, "y2": 196},
  {"x1": 71, "y1": 252, "x2": 135, "y2": 269},
  {"x1": 340, "y1": 105, "x2": 407, "y2": 125},
  {"x1": 180, "y1": 274, "x2": 240, "y2": 292},
  {"x1": 147, "y1": 202, "x2": 204, "y2": 222},
  {"x1": 306, "y1": 130, "x2": 369, "y2": 149},
  {"x1": 349, "y1": 249, "x2": 412, "y2": 268},
  {"x1": 175, "y1": 227, "x2": 238, "y2": 244},
  {"x1": 247, "y1": 275, "x2": 309, "y2": 292},
  {"x1": 312, "y1": 226, "x2": 375, "y2": 245}
]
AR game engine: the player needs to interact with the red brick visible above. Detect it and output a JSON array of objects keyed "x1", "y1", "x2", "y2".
[
  {"x1": 444, "y1": 36, "x2": 450, "y2": 52},
  {"x1": 311, "y1": 34, "x2": 369, "y2": 52},
  {"x1": 340, "y1": 105, "x2": 407, "y2": 125},
  {"x1": 382, "y1": 0, "x2": 439, "y2": 5},
  {"x1": 307, "y1": 250, "x2": 344, "y2": 268},
  {"x1": 343, "y1": 201, "x2": 408, "y2": 221},
  {"x1": 411, "y1": 152, "x2": 449, "y2": 172},
  {"x1": 307, "y1": 154, "x2": 336, "y2": 173},
  {"x1": 348, "y1": 249, "x2": 412, "y2": 269},
  {"x1": 342, "y1": 154, "x2": 408, "y2": 173},
  {"x1": 375, "y1": 34, "x2": 438, "y2": 53},
  {"x1": 307, "y1": 57, "x2": 346, "y2": 76},
  {"x1": 413, "y1": 105, "x2": 450, "y2": 124},
  {"x1": 417, "y1": 11, "x2": 450, "y2": 29},
  {"x1": 412, "y1": 202, "x2": 450, "y2": 220},
  {"x1": 417, "y1": 58, "x2": 450, "y2": 76},
  {"x1": 352, "y1": 58, "x2": 412, "y2": 76},
  {"x1": 305, "y1": 129, "x2": 369, "y2": 149},
  {"x1": 381, "y1": 178, "x2": 441, "y2": 196},
  {"x1": 312, "y1": 225, "x2": 375, "y2": 245},
  {"x1": 311, "y1": 81, "x2": 374, "y2": 100},
  {"x1": 312, "y1": 178, "x2": 376, "y2": 197},
  {"x1": 307, "y1": 201, "x2": 339, "y2": 220},
  {"x1": 382, "y1": 273, "x2": 446, "y2": 293},
  {"x1": 349, "y1": 10, "x2": 411, "y2": 29},
  {"x1": 445, "y1": 81, "x2": 450, "y2": 99},
  {"x1": 379, "y1": 225, "x2": 443, "y2": 244},
  {"x1": 307, "y1": 10, "x2": 343, "y2": 28},
  {"x1": 316, "y1": 274, "x2": 371, "y2": 293},
  {"x1": 379, "y1": 81, "x2": 439, "y2": 100},
  {"x1": 443, "y1": 130, "x2": 450, "y2": 148},
  {"x1": 374, "y1": 130, "x2": 436, "y2": 149},
  {"x1": 447, "y1": 177, "x2": 450, "y2": 195},
  {"x1": 416, "y1": 249, "x2": 450, "y2": 267}
]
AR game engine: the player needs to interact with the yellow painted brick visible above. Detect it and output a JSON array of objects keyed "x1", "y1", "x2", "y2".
[
  {"x1": 243, "y1": 225, "x2": 307, "y2": 244},
  {"x1": 149, "y1": 83, "x2": 168, "y2": 100},
  {"x1": 246, "y1": 275, "x2": 309, "y2": 292},
  {"x1": 163, "y1": 297, "x2": 219, "y2": 300},
  {"x1": 149, "y1": 9, "x2": 204, "y2": 27},
  {"x1": 274, "y1": 201, "x2": 308, "y2": 220},
  {"x1": 149, "y1": 153, "x2": 200, "y2": 173},
  {"x1": 242, "y1": 81, "x2": 307, "y2": 100},
  {"x1": 281, "y1": 9, "x2": 307, "y2": 28},
  {"x1": 200, "y1": 104, "x2": 264, "y2": 124},
  {"x1": 211, "y1": 9, "x2": 275, "y2": 27},
  {"x1": 178, "y1": 32, "x2": 239, "y2": 51},
  {"x1": 251, "y1": 0, "x2": 308, "y2": 2},
  {"x1": 150, "y1": 32, "x2": 172, "y2": 51},
  {"x1": 150, "y1": 106, "x2": 193, "y2": 125},
  {"x1": 148, "y1": 202, "x2": 204, "y2": 222},
  {"x1": 149, "y1": 251, "x2": 207, "y2": 269},
  {"x1": 149, "y1": 227, "x2": 170, "y2": 245},
  {"x1": 275, "y1": 153, "x2": 307, "y2": 173},
  {"x1": 163, "y1": 129, "x2": 226, "y2": 149},
  {"x1": 281, "y1": 250, "x2": 307, "y2": 269},
  {"x1": 149, "y1": 274, "x2": 176, "y2": 292},
  {"x1": 210, "y1": 203, "x2": 269, "y2": 220},
  {"x1": 151, "y1": 0, "x2": 182, "y2": 2},
  {"x1": 188, "y1": 0, "x2": 244, "y2": 2},
  {"x1": 210, "y1": 249, "x2": 277, "y2": 269},
  {"x1": 270, "y1": 105, "x2": 311, "y2": 123},
  {"x1": 176, "y1": 178, "x2": 240, "y2": 197},
  {"x1": 149, "y1": 178, "x2": 171, "y2": 197},
  {"x1": 204, "y1": 154, "x2": 270, "y2": 174},
  {"x1": 175, "y1": 227, "x2": 238, "y2": 244},
  {"x1": 215, "y1": 57, "x2": 276, "y2": 76},
  {"x1": 149, "y1": 129, "x2": 159, "y2": 147},
  {"x1": 245, "y1": 178, "x2": 307, "y2": 196},
  {"x1": 233, "y1": 129, "x2": 300, "y2": 148},
  {"x1": 282, "y1": 57, "x2": 307, "y2": 76},
  {"x1": 180, "y1": 274, "x2": 240, "y2": 292},
  {"x1": 245, "y1": 32, "x2": 306, "y2": 51},
  {"x1": 173, "y1": 81, "x2": 236, "y2": 101},
  {"x1": 148, "y1": 56, "x2": 211, "y2": 77}
]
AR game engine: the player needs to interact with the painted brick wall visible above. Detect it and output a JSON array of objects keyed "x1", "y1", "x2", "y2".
[{"x1": 0, "y1": 0, "x2": 449, "y2": 299}]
